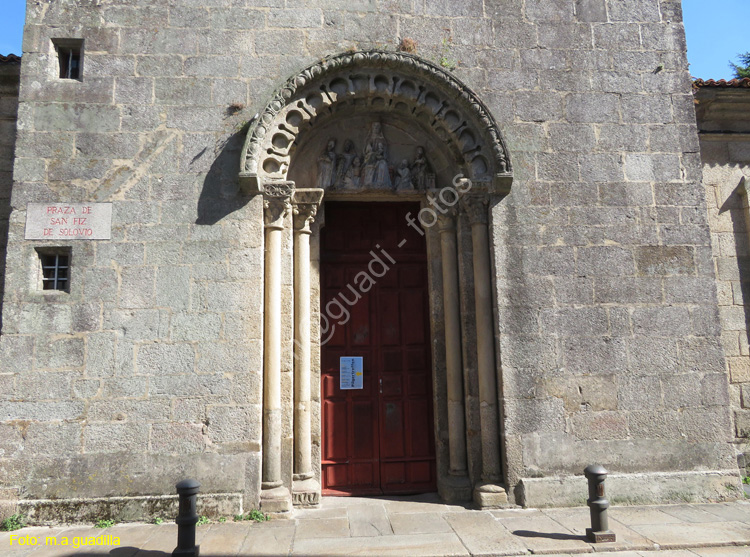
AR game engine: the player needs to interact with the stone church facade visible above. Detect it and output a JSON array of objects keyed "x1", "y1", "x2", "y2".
[{"x1": 0, "y1": 0, "x2": 745, "y2": 522}]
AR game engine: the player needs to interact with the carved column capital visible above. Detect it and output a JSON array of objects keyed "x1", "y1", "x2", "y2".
[
  {"x1": 437, "y1": 209, "x2": 458, "y2": 233},
  {"x1": 263, "y1": 182, "x2": 294, "y2": 229},
  {"x1": 292, "y1": 188, "x2": 324, "y2": 234},
  {"x1": 460, "y1": 193, "x2": 489, "y2": 226}
]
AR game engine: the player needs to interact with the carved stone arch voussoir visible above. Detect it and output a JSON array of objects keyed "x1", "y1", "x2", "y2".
[{"x1": 239, "y1": 50, "x2": 513, "y2": 195}]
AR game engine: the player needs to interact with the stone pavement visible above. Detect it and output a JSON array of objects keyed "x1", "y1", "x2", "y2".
[{"x1": 1, "y1": 494, "x2": 749, "y2": 556}]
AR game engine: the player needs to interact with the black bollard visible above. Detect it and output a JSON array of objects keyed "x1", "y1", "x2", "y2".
[
  {"x1": 584, "y1": 465, "x2": 616, "y2": 543},
  {"x1": 173, "y1": 479, "x2": 201, "y2": 557}
]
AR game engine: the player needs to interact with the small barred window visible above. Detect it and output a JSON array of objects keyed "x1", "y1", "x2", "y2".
[
  {"x1": 52, "y1": 39, "x2": 83, "y2": 80},
  {"x1": 39, "y1": 252, "x2": 70, "y2": 291}
]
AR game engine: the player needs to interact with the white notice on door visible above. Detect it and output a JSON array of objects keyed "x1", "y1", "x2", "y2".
[{"x1": 339, "y1": 357, "x2": 363, "y2": 390}]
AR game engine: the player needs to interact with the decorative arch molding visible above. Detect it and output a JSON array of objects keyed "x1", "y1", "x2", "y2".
[
  {"x1": 250, "y1": 50, "x2": 512, "y2": 511},
  {"x1": 239, "y1": 50, "x2": 513, "y2": 195}
]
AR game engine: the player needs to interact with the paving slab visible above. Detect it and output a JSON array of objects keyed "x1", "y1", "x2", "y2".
[
  {"x1": 320, "y1": 496, "x2": 384, "y2": 509},
  {"x1": 4, "y1": 528, "x2": 84, "y2": 557},
  {"x1": 0, "y1": 527, "x2": 62, "y2": 545},
  {"x1": 239, "y1": 521, "x2": 295, "y2": 556},
  {"x1": 294, "y1": 516, "x2": 350, "y2": 539},
  {"x1": 443, "y1": 511, "x2": 529, "y2": 556},
  {"x1": 133, "y1": 523, "x2": 179, "y2": 554},
  {"x1": 380, "y1": 492, "x2": 469, "y2": 514},
  {"x1": 32, "y1": 524, "x2": 159, "y2": 557},
  {"x1": 636, "y1": 549, "x2": 695, "y2": 557},
  {"x1": 101, "y1": 524, "x2": 165, "y2": 553},
  {"x1": 294, "y1": 506, "x2": 347, "y2": 520},
  {"x1": 347, "y1": 503, "x2": 393, "y2": 537},
  {"x1": 196, "y1": 522, "x2": 251, "y2": 556},
  {"x1": 654, "y1": 505, "x2": 731, "y2": 524},
  {"x1": 29, "y1": 526, "x2": 116, "y2": 556},
  {"x1": 609, "y1": 506, "x2": 685, "y2": 526},
  {"x1": 491, "y1": 508, "x2": 545, "y2": 519},
  {"x1": 292, "y1": 532, "x2": 469, "y2": 556},
  {"x1": 4, "y1": 498, "x2": 750, "y2": 557},
  {"x1": 389, "y1": 512, "x2": 453, "y2": 535},
  {"x1": 692, "y1": 502, "x2": 750, "y2": 524},
  {"x1": 692, "y1": 547, "x2": 750, "y2": 556},
  {"x1": 2, "y1": 528, "x2": 67, "y2": 556},
  {"x1": 541, "y1": 508, "x2": 654, "y2": 553},
  {"x1": 498, "y1": 513, "x2": 593, "y2": 555},
  {"x1": 630, "y1": 521, "x2": 750, "y2": 549},
  {"x1": 381, "y1": 499, "x2": 466, "y2": 515},
  {"x1": 544, "y1": 553, "x2": 643, "y2": 557}
]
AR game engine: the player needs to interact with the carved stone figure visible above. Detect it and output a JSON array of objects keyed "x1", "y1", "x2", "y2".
[
  {"x1": 334, "y1": 139, "x2": 357, "y2": 188},
  {"x1": 394, "y1": 159, "x2": 412, "y2": 191},
  {"x1": 343, "y1": 156, "x2": 362, "y2": 189},
  {"x1": 316, "y1": 138, "x2": 337, "y2": 189},
  {"x1": 363, "y1": 123, "x2": 391, "y2": 189},
  {"x1": 410, "y1": 146, "x2": 432, "y2": 191}
]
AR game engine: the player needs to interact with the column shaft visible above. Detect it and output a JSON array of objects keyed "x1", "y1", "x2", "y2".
[
  {"x1": 461, "y1": 193, "x2": 507, "y2": 508},
  {"x1": 293, "y1": 228, "x2": 312, "y2": 479},
  {"x1": 470, "y1": 219, "x2": 502, "y2": 482},
  {"x1": 262, "y1": 225, "x2": 283, "y2": 488},
  {"x1": 439, "y1": 215, "x2": 468, "y2": 477},
  {"x1": 291, "y1": 189, "x2": 324, "y2": 506},
  {"x1": 260, "y1": 184, "x2": 293, "y2": 513}
]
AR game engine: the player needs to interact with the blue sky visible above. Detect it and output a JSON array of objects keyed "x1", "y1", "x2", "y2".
[{"x1": 0, "y1": 1, "x2": 747, "y2": 80}]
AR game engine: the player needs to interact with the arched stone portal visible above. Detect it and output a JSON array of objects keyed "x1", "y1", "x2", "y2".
[{"x1": 240, "y1": 50, "x2": 514, "y2": 512}]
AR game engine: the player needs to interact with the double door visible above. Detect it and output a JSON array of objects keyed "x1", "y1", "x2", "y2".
[{"x1": 320, "y1": 202, "x2": 436, "y2": 495}]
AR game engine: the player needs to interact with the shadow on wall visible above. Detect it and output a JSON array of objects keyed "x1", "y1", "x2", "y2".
[
  {"x1": 0, "y1": 60, "x2": 21, "y2": 333},
  {"x1": 718, "y1": 177, "x2": 750, "y2": 353},
  {"x1": 0, "y1": 176, "x2": 9, "y2": 333},
  {"x1": 196, "y1": 124, "x2": 251, "y2": 226}
]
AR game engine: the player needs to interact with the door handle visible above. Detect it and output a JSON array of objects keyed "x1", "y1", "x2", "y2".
[{"x1": 379, "y1": 378, "x2": 383, "y2": 394}]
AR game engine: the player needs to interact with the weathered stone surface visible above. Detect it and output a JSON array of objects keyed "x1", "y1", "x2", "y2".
[{"x1": 0, "y1": 0, "x2": 735, "y2": 521}]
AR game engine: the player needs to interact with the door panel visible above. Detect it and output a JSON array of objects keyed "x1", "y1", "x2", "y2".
[{"x1": 320, "y1": 202, "x2": 436, "y2": 495}]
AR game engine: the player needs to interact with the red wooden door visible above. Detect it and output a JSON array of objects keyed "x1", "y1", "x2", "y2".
[{"x1": 320, "y1": 202, "x2": 436, "y2": 495}]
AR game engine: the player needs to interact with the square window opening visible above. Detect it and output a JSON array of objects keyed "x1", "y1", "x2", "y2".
[
  {"x1": 37, "y1": 249, "x2": 71, "y2": 292},
  {"x1": 52, "y1": 39, "x2": 84, "y2": 80}
]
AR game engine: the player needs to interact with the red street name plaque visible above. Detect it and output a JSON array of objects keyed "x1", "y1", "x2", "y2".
[{"x1": 25, "y1": 203, "x2": 113, "y2": 240}]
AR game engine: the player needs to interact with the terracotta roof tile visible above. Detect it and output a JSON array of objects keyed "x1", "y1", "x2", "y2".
[
  {"x1": 0, "y1": 54, "x2": 21, "y2": 64},
  {"x1": 693, "y1": 77, "x2": 750, "y2": 88}
]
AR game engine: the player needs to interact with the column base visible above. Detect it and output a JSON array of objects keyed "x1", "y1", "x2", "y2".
[
  {"x1": 473, "y1": 482, "x2": 508, "y2": 509},
  {"x1": 260, "y1": 485, "x2": 292, "y2": 514},
  {"x1": 439, "y1": 474, "x2": 472, "y2": 503},
  {"x1": 586, "y1": 528, "x2": 616, "y2": 543},
  {"x1": 292, "y1": 478, "x2": 321, "y2": 507}
]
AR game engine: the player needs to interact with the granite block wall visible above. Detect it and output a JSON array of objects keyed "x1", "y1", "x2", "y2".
[
  {"x1": 695, "y1": 84, "x2": 750, "y2": 476},
  {"x1": 0, "y1": 0, "x2": 740, "y2": 518},
  {"x1": 0, "y1": 58, "x2": 20, "y2": 327}
]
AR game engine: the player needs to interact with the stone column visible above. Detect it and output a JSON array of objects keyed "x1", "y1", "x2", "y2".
[
  {"x1": 261, "y1": 183, "x2": 293, "y2": 513},
  {"x1": 461, "y1": 193, "x2": 507, "y2": 508},
  {"x1": 437, "y1": 209, "x2": 472, "y2": 501},
  {"x1": 291, "y1": 188, "x2": 324, "y2": 506}
]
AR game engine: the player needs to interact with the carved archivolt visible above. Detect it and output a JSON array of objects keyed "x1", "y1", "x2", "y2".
[{"x1": 240, "y1": 50, "x2": 512, "y2": 195}]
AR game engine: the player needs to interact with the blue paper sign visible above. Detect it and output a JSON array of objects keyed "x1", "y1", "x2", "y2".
[{"x1": 340, "y1": 357, "x2": 364, "y2": 390}]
